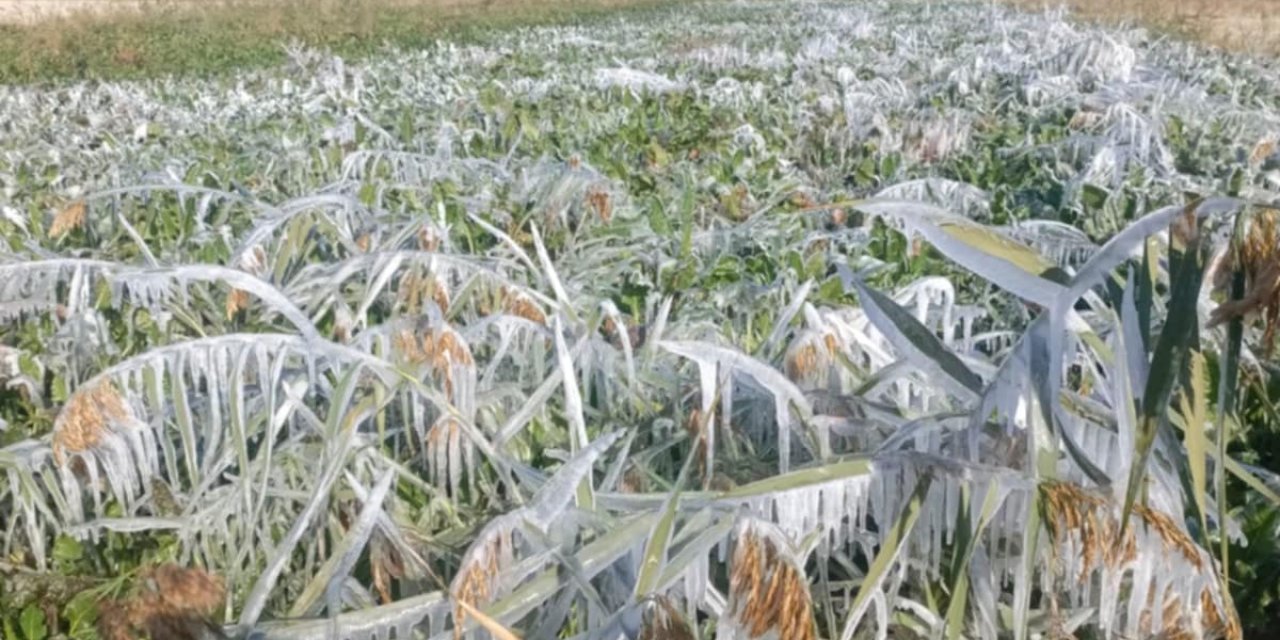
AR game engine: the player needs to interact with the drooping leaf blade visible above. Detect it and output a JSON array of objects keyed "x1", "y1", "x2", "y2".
[{"x1": 851, "y1": 278, "x2": 983, "y2": 398}]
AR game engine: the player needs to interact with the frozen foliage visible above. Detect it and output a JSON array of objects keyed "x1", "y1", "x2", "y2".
[{"x1": 1, "y1": 1, "x2": 1278, "y2": 639}]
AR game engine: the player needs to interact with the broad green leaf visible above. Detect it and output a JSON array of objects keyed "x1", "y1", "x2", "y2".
[
  {"x1": 52, "y1": 534, "x2": 83, "y2": 564},
  {"x1": 18, "y1": 607, "x2": 45, "y2": 640},
  {"x1": 64, "y1": 589, "x2": 101, "y2": 637}
]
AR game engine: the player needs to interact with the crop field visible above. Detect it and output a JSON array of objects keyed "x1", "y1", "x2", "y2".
[{"x1": 3, "y1": 1, "x2": 1280, "y2": 638}]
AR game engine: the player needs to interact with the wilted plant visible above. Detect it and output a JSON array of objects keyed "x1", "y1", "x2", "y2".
[
  {"x1": 97, "y1": 564, "x2": 225, "y2": 640},
  {"x1": 1210, "y1": 207, "x2": 1280, "y2": 352},
  {"x1": 48, "y1": 200, "x2": 87, "y2": 239}
]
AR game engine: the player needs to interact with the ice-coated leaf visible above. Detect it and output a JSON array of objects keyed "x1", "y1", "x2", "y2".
[
  {"x1": 1119, "y1": 220, "x2": 1207, "y2": 537},
  {"x1": 634, "y1": 478, "x2": 682, "y2": 598},
  {"x1": 660, "y1": 340, "x2": 813, "y2": 472},
  {"x1": 239, "y1": 381, "x2": 378, "y2": 626},
  {"x1": 840, "y1": 475, "x2": 930, "y2": 640},
  {"x1": 0, "y1": 4, "x2": 1272, "y2": 639},
  {"x1": 850, "y1": 278, "x2": 982, "y2": 399},
  {"x1": 1179, "y1": 351, "x2": 1211, "y2": 543},
  {"x1": 850, "y1": 200, "x2": 1066, "y2": 306},
  {"x1": 943, "y1": 480, "x2": 1003, "y2": 639},
  {"x1": 526, "y1": 430, "x2": 623, "y2": 530},
  {"x1": 289, "y1": 469, "x2": 396, "y2": 617}
]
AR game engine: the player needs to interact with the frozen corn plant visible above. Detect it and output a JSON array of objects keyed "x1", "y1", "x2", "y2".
[{"x1": 4, "y1": 0, "x2": 1280, "y2": 638}]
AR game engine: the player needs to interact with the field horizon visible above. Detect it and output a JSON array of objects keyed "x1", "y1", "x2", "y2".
[
  {"x1": 0, "y1": 0, "x2": 1275, "y2": 83},
  {"x1": 0, "y1": 0, "x2": 660, "y2": 25},
  {"x1": 0, "y1": 0, "x2": 679, "y2": 82}
]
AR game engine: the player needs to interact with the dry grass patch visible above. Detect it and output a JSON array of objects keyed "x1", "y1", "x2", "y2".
[{"x1": 1008, "y1": 0, "x2": 1280, "y2": 55}]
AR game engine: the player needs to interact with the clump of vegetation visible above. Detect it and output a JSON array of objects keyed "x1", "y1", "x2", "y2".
[{"x1": 2, "y1": 1, "x2": 1280, "y2": 639}]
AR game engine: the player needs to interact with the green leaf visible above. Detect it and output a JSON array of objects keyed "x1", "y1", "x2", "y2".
[
  {"x1": 1168, "y1": 413, "x2": 1280, "y2": 509},
  {"x1": 52, "y1": 534, "x2": 83, "y2": 565},
  {"x1": 64, "y1": 590, "x2": 100, "y2": 638},
  {"x1": 1119, "y1": 214, "x2": 1207, "y2": 538},
  {"x1": 646, "y1": 141, "x2": 671, "y2": 169},
  {"x1": 647, "y1": 197, "x2": 670, "y2": 236},
  {"x1": 678, "y1": 182, "x2": 695, "y2": 266},
  {"x1": 288, "y1": 470, "x2": 396, "y2": 617},
  {"x1": 1081, "y1": 183, "x2": 1109, "y2": 209},
  {"x1": 1223, "y1": 452, "x2": 1280, "y2": 507},
  {"x1": 945, "y1": 481, "x2": 1002, "y2": 639},
  {"x1": 18, "y1": 607, "x2": 45, "y2": 640},
  {"x1": 481, "y1": 513, "x2": 658, "y2": 629},
  {"x1": 656, "y1": 514, "x2": 734, "y2": 590},
  {"x1": 1138, "y1": 238, "x2": 1157, "y2": 346},
  {"x1": 633, "y1": 487, "x2": 680, "y2": 597},
  {"x1": 1216, "y1": 213, "x2": 1248, "y2": 581}
]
